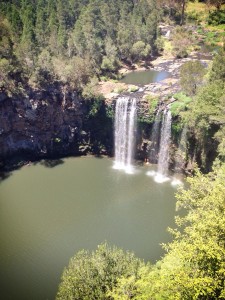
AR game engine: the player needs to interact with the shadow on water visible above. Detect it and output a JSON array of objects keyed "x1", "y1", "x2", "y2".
[
  {"x1": 39, "y1": 159, "x2": 65, "y2": 168},
  {"x1": 0, "y1": 157, "x2": 65, "y2": 182},
  {"x1": 0, "y1": 171, "x2": 12, "y2": 184},
  {"x1": 94, "y1": 154, "x2": 104, "y2": 159}
]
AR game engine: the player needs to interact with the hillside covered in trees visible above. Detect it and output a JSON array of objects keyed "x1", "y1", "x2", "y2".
[{"x1": 0, "y1": 0, "x2": 161, "y2": 93}]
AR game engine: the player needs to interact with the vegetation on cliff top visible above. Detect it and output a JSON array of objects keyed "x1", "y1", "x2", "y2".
[{"x1": 0, "y1": 0, "x2": 160, "y2": 95}]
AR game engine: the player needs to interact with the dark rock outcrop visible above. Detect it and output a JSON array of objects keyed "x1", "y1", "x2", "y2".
[{"x1": 0, "y1": 88, "x2": 87, "y2": 169}]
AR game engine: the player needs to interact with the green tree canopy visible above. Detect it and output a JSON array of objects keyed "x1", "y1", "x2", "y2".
[
  {"x1": 180, "y1": 60, "x2": 206, "y2": 96},
  {"x1": 56, "y1": 242, "x2": 145, "y2": 300}
]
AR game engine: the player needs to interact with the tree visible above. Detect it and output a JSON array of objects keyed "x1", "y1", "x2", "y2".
[
  {"x1": 0, "y1": 18, "x2": 13, "y2": 59},
  {"x1": 52, "y1": 55, "x2": 93, "y2": 91},
  {"x1": 157, "y1": 0, "x2": 188, "y2": 25},
  {"x1": 56, "y1": 243, "x2": 144, "y2": 300},
  {"x1": 131, "y1": 41, "x2": 151, "y2": 63},
  {"x1": 20, "y1": 3, "x2": 35, "y2": 48},
  {"x1": 171, "y1": 26, "x2": 192, "y2": 58},
  {"x1": 35, "y1": 0, "x2": 48, "y2": 47},
  {"x1": 179, "y1": 0, "x2": 188, "y2": 25},
  {"x1": 209, "y1": 49, "x2": 225, "y2": 82},
  {"x1": 180, "y1": 61, "x2": 206, "y2": 96},
  {"x1": 206, "y1": 0, "x2": 225, "y2": 11},
  {"x1": 0, "y1": 58, "x2": 14, "y2": 93},
  {"x1": 29, "y1": 49, "x2": 54, "y2": 87}
]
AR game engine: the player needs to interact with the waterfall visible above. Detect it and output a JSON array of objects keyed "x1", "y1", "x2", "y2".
[
  {"x1": 149, "y1": 111, "x2": 161, "y2": 164},
  {"x1": 155, "y1": 109, "x2": 172, "y2": 183},
  {"x1": 114, "y1": 96, "x2": 137, "y2": 173}
]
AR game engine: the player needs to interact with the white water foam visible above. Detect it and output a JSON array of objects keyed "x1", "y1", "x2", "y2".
[
  {"x1": 171, "y1": 178, "x2": 183, "y2": 187},
  {"x1": 154, "y1": 173, "x2": 170, "y2": 183}
]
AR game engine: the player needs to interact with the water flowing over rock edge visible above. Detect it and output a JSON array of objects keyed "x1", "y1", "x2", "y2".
[{"x1": 0, "y1": 51, "x2": 216, "y2": 175}]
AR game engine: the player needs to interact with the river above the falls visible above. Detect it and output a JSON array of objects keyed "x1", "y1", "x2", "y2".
[
  {"x1": 0, "y1": 156, "x2": 178, "y2": 300},
  {"x1": 120, "y1": 69, "x2": 170, "y2": 85}
]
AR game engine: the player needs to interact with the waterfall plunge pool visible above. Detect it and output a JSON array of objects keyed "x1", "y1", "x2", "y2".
[
  {"x1": 120, "y1": 69, "x2": 170, "y2": 85},
  {"x1": 0, "y1": 157, "x2": 177, "y2": 300}
]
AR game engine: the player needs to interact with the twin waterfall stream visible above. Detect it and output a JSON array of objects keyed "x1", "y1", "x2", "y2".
[
  {"x1": 113, "y1": 97, "x2": 137, "y2": 174},
  {"x1": 114, "y1": 96, "x2": 184, "y2": 184}
]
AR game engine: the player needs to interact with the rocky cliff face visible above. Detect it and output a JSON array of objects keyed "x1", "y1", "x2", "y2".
[
  {"x1": 0, "y1": 88, "x2": 152, "y2": 170},
  {"x1": 0, "y1": 86, "x2": 206, "y2": 174},
  {"x1": 0, "y1": 88, "x2": 88, "y2": 168}
]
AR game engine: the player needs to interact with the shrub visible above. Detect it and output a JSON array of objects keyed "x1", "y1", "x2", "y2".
[
  {"x1": 171, "y1": 27, "x2": 193, "y2": 58},
  {"x1": 207, "y1": 9, "x2": 225, "y2": 26},
  {"x1": 170, "y1": 93, "x2": 192, "y2": 117},
  {"x1": 56, "y1": 243, "x2": 144, "y2": 300}
]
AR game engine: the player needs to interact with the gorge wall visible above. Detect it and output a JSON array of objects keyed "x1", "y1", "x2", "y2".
[
  {"x1": 0, "y1": 88, "x2": 88, "y2": 169},
  {"x1": 0, "y1": 86, "x2": 215, "y2": 173},
  {"x1": 0, "y1": 87, "x2": 153, "y2": 170}
]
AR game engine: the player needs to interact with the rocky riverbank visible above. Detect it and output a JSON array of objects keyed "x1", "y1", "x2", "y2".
[{"x1": 97, "y1": 50, "x2": 212, "y2": 102}]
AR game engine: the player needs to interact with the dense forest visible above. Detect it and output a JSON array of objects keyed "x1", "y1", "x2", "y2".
[
  {"x1": 0, "y1": 0, "x2": 161, "y2": 94},
  {"x1": 1, "y1": 0, "x2": 225, "y2": 299}
]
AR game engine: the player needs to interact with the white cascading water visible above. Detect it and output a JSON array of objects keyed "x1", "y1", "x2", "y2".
[
  {"x1": 155, "y1": 109, "x2": 172, "y2": 183},
  {"x1": 114, "y1": 96, "x2": 137, "y2": 174}
]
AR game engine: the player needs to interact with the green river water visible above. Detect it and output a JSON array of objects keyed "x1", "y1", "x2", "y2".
[
  {"x1": 0, "y1": 157, "x2": 177, "y2": 300},
  {"x1": 120, "y1": 69, "x2": 170, "y2": 85}
]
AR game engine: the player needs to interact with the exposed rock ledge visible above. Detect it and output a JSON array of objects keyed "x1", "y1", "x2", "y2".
[{"x1": 97, "y1": 52, "x2": 211, "y2": 102}]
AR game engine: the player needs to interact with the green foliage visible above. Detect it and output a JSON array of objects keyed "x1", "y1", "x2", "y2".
[
  {"x1": 130, "y1": 41, "x2": 151, "y2": 63},
  {"x1": 82, "y1": 77, "x2": 100, "y2": 99},
  {"x1": 144, "y1": 94, "x2": 159, "y2": 123},
  {"x1": 209, "y1": 49, "x2": 225, "y2": 82},
  {"x1": 113, "y1": 86, "x2": 127, "y2": 94},
  {"x1": 88, "y1": 99, "x2": 102, "y2": 117},
  {"x1": 161, "y1": 165, "x2": 225, "y2": 299},
  {"x1": 187, "y1": 81, "x2": 224, "y2": 131},
  {"x1": 155, "y1": 36, "x2": 165, "y2": 52},
  {"x1": 128, "y1": 85, "x2": 139, "y2": 92},
  {"x1": 0, "y1": 58, "x2": 15, "y2": 94},
  {"x1": 0, "y1": 18, "x2": 13, "y2": 59},
  {"x1": 0, "y1": 0, "x2": 160, "y2": 90},
  {"x1": 171, "y1": 121, "x2": 183, "y2": 137},
  {"x1": 146, "y1": 95, "x2": 158, "y2": 114},
  {"x1": 182, "y1": 67, "x2": 225, "y2": 168},
  {"x1": 170, "y1": 93, "x2": 192, "y2": 117},
  {"x1": 56, "y1": 242, "x2": 144, "y2": 300},
  {"x1": 180, "y1": 60, "x2": 206, "y2": 96},
  {"x1": 101, "y1": 56, "x2": 117, "y2": 73},
  {"x1": 29, "y1": 49, "x2": 54, "y2": 87},
  {"x1": 53, "y1": 56, "x2": 93, "y2": 91},
  {"x1": 171, "y1": 26, "x2": 193, "y2": 58},
  {"x1": 105, "y1": 105, "x2": 114, "y2": 119},
  {"x1": 208, "y1": 9, "x2": 225, "y2": 25}
]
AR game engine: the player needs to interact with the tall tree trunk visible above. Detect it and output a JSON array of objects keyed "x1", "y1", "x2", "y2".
[{"x1": 180, "y1": 0, "x2": 186, "y2": 26}]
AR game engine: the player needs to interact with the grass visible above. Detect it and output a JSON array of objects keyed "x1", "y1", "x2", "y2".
[
  {"x1": 187, "y1": 2, "x2": 209, "y2": 22},
  {"x1": 186, "y1": 2, "x2": 225, "y2": 46}
]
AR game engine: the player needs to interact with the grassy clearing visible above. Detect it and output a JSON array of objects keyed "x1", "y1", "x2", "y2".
[
  {"x1": 187, "y1": 2, "x2": 209, "y2": 16},
  {"x1": 186, "y1": 2, "x2": 225, "y2": 46}
]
